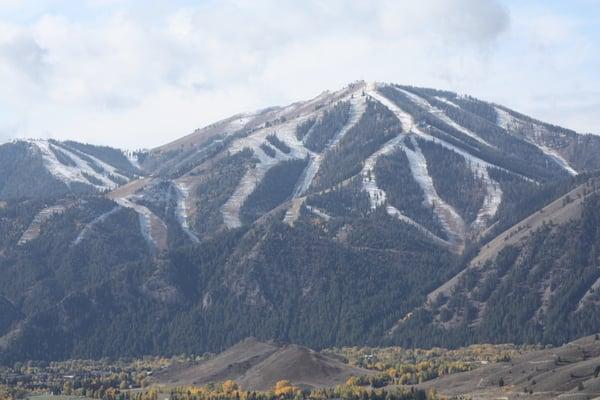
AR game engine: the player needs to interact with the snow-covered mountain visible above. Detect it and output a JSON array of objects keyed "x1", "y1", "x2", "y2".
[
  {"x1": 0, "y1": 138, "x2": 142, "y2": 199},
  {"x1": 126, "y1": 81, "x2": 600, "y2": 251},
  {"x1": 1, "y1": 81, "x2": 600, "y2": 362}
]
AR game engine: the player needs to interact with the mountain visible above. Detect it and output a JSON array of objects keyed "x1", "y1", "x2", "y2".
[
  {"x1": 0, "y1": 139, "x2": 142, "y2": 199},
  {"x1": 0, "y1": 81, "x2": 599, "y2": 363}
]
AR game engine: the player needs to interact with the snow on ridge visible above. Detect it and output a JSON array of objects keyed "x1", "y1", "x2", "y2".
[
  {"x1": 495, "y1": 107, "x2": 577, "y2": 176},
  {"x1": 434, "y1": 96, "x2": 461, "y2": 107},
  {"x1": 495, "y1": 107, "x2": 519, "y2": 132},
  {"x1": 29, "y1": 139, "x2": 130, "y2": 191},
  {"x1": 366, "y1": 85, "x2": 466, "y2": 244},
  {"x1": 367, "y1": 84, "x2": 415, "y2": 132},
  {"x1": 223, "y1": 84, "x2": 368, "y2": 229},
  {"x1": 359, "y1": 132, "x2": 454, "y2": 246},
  {"x1": 222, "y1": 166, "x2": 265, "y2": 229},
  {"x1": 221, "y1": 152, "x2": 288, "y2": 229},
  {"x1": 408, "y1": 129, "x2": 503, "y2": 233},
  {"x1": 173, "y1": 181, "x2": 200, "y2": 243},
  {"x1": 395, "y1": 87, "x2": 493, "y2": 148},
  {"x1": 369, "y1": 85, "x2": 508, "y2": 236},
  {"x1": 227, "y1": 113, "x2": 256, "y2": 131},
  {"x1": 350, "y1": 87, "x2": 456, "y2": 246},
  {"x1": 399, "y1": 120, "x2": 503, "y2": 230},
  {"x1": 223, "y1": 118, "x2": 308, "y2": 229},
  {"x1": 61, "y1": 144, "x2": 132, "y2": 181},
  {"x1": 538, "y1": 144, "x2": 578, "y2": 176},
  {"x1": 293, "y1": 92, "x2": 368, "y2": 197}
]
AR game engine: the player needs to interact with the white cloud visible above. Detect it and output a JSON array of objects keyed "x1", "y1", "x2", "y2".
[{"x1": 0, "y1": 0, "x2": 598, "y2": 148}]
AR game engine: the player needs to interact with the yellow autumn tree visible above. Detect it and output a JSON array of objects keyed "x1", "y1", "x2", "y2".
[
  {"x1": 222, "y1": 380, "x2": 239, "y2": 394},
  {"x1": 274, "y1": 380, "x2": 297, "y2": 396}
]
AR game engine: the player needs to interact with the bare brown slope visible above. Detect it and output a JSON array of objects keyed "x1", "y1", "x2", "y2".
[
  {"x1": 151, "y1": 338, "x2": 279, "y2": 387},
  {"x1": 151, "y1": 338, "x2": 371, "y2": 391},
  {"x1": 237, "y1": 344, "x2": 370, "y2": 391},
  {"x1": 417, "y1": 335, "x2": 600, "y2": 399}
]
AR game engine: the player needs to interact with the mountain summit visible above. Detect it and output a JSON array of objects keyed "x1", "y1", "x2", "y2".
[{"x1": 1, "y1": 81, "x2": 600, "y2": 362}]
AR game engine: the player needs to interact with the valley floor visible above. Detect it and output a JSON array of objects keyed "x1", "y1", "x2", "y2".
[{"x1": 4, "y1": 335, "x2": 600, "y2": 400}]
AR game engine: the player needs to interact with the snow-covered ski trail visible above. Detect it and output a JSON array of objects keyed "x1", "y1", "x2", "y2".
[
  {"x1": 18, "y1": 205, "x2": 66, "y2": 245},
  {"x1": 31, "y1": 140, "x2": 131, "y2": 190},
  {"x1": 72, "y1": 206, "x2": 121, "y2": 246},
  {"x1": 173, "y1": 181, "x2": 200, "y2": 243},
  {"x1": 359, "y1": 133, "x2": 453, "y2": 247},
  {"x1": 222, "y1": 117, "x2": 308, "y2": 228},
  {"x1": 366, "y1": 85, "x2": 466, "y2": 245},
  {"x1": 403, "y1": 137, "x2": 466, "y2": 246},
  {"x1": 113, "y1": 197, "x2": 168, "y2": 252},
  {"x1": 495, "y1": 107, "x2": 578, "y2": 176},
  {"x1": 292, "y1": 93, "x2": 368, "y2": 197},
  {"x1": 394, "y1": 87, "x2": 493, "y2": 148},
  {"x1": 369, "y1": 84, "x2": 505, "y2": 236}
]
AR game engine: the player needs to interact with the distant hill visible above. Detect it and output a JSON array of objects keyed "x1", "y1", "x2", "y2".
[
  {"x1": 150, "y1": 338, "x2": 371, "y2": 391},
  {"x1": 419, "y1": 334, "x2": 600, "y2": 399}
]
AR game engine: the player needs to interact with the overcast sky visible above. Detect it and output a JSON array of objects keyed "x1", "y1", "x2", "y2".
[{"x1": 0, "y1": 0, "x2": 599, "y2": 149}]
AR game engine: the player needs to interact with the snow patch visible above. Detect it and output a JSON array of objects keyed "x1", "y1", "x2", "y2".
[
  {"x1": 29, "y1": 139, "x2": 131, "y2": 191},
  {"x1": 113, "y1": 197, "x2": 168, "y2": 252},
  {"x1": 403, "y1": 137, "x2": 466, "y2": 245},
  {"x1": 124, "y1": 149, "x2": 142, "y2": 170},
  {"x1": 223, "y1": 114, "x2": 310, "y2": 228},
  {"x1": 293, "y1": 93, "x2": 368, "y2": 197},
  {"x1": 72, "y1": 206, "x2": 121, "y2": 246},
  {"x1": 223, "y1": 85, "x2": 369, "y2": 228},
  {"x1": 537, "y1": 144, "x2": 578, "y2": 176},
  {"x1": 358, "y1": 131, "x2": 456, "y2": 247},
  {"x1": 495, "y1": 107, "x2": 577, "y2": 176},
  {"x1": 221, "y1": 151, "x2": 290, "y2": 229},
  {"x1": 305, "y1": 205, "x2": 331, "y2": 221},
  {"x1": 367, "y1": 85, "x2": 415, "y2": 132},
  {"x1": 386, "y1": 205, "x2": 450, "y2": 247},
  {"x1": 361, "y1": 135, "x2": 404, "y2": 210},
  {"x1": 367, "y1": 85, "x2": 467, "y2": 244},
  {"x1": 173, "y1": 180, "x2": 200, "y2": 243},
  {"x1": 368, "y1": 86, "x2": 506, "y2": 234},
  {"x1": 18, "y1": 205, "x2": 66, "y2": 245},
  {"x1": 395, "y1": 88, "x2": 493, "y2": 148},
  {"x1": 434, "y1": 96, "x2": 460, "y2": 107},
  {"x1": 472, "y1": 171, "x2": 503, "y2": 231}
]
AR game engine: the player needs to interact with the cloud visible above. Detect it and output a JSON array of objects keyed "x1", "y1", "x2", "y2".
[{"x1": 0, "y1": 0, "x2": 597, "y2": 148}]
